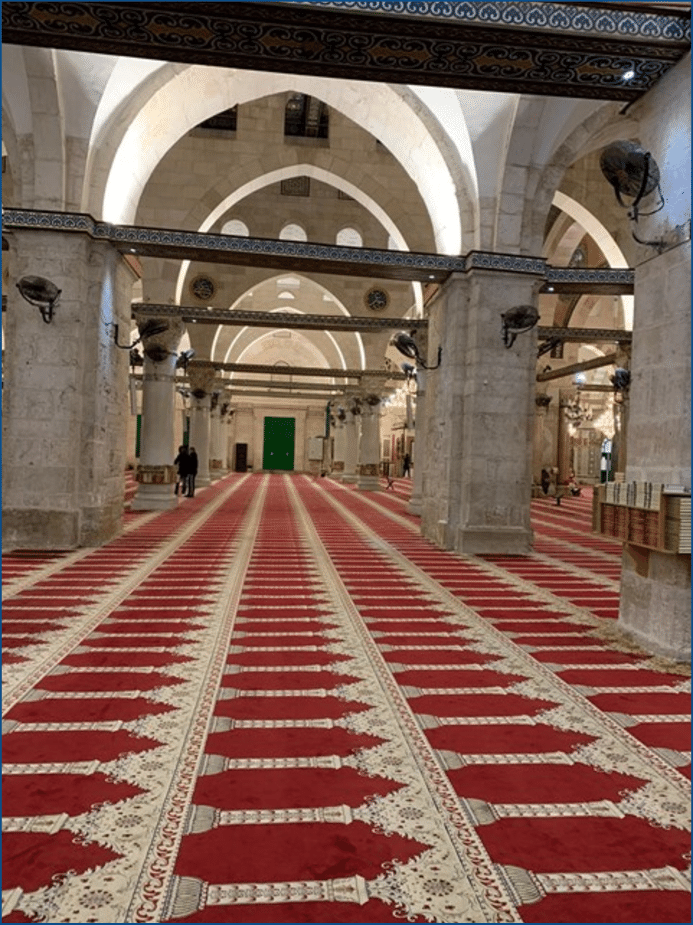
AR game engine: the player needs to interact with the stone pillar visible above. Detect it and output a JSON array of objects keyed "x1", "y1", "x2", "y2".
[
  {"x1": 209, "y1": 392, "x2": 225, "y2": 477},
  {"x1": 342, "y1": 401, "x2": 359, "y2": 485},
  {"x1": 611, "y1": 392, "x2": 629, "y2": 478},
  {"x1": 130, "y1": 319, "x2": 184, "y2": 511},
  {"x1": 2, "y1": 229, "x2": 134, "y2": 549},
  {"x1": 532, "y1": 392, "x2": 552, "y2": 488},
  {"x1": 187, "y1": 364, "x2": 217, "y2": 487},
  {"x1": 618, "y1": 240, "x2": 691, "y2": 661},
  {"x1": 422, "y1": 270, "x2": 540, "y2": 553},
  {"x1": 331, "y1": 404, "x2": 347, "y2": 478},
  {"x1": 557, "y1": 390, "x2": 575, "y2": 483},
  {"x1": 356, "y1": 383, "x2": 382, "y2": 491},
  {"x1": 218, "y1": 401, "x2": 232, "y2": 473},
  {"x1": 408, "y1": 370, "x2": 426, "y2": 515}
]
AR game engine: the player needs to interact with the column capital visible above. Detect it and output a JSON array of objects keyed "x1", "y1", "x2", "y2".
[
  {"x1": 135, "y1": 315, "x2": 185, "y2": 359},
  {"x1": 187, "y1": 363, "x2": 218, "y2": 396}
]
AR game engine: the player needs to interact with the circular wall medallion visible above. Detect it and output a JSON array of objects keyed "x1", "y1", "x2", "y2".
[
  {"x1": 364, "y1": 286, "x2": 389, "y2": 312},
  {"x1": 189, "y1": 275, "x2": 217, "y2": 301}
]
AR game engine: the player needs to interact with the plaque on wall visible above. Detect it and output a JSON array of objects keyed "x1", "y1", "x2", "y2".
[
  {"x1": 364, "y1": 287, "x2": 390, "y2": 312},
  {"x1": 189, "y1": 275, "x2": 217, "y2": 301}
]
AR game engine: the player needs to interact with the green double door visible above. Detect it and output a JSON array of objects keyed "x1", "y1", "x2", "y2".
[{"x1": 262, "y1": 417, "x2": 295, "y2": 471}]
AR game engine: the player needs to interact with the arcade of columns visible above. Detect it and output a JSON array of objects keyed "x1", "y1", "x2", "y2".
[{"x1": 1, "y1": 12, "x2": 689, "y2": 666}]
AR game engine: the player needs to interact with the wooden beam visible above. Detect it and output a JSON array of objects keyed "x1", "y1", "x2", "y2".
[
  {"x1": 577, "y1": 384, "x2": 619, "y2": 392},
  {"x1": 190, "y1": 360, "x2": 406, "y2": 381},
  {"x1": 133, "y1": 304, "x2": 428, "y2": 332},
  {"x1": 536, "y1": 352, "x2": 618, "y2": 382},
  {"x1": 537, "y1": 326, "x2": 632, "y2": 343},
  {"x1": 541, "y1": 281, "x2": 634, "y2": 295}
]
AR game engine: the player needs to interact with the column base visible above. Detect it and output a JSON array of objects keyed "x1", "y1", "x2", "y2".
[
  {"x1": 341, "y1": 473, "x2": 358, "y2": 484},
  {"x1": 456, "y1": 525, "x2": 532, "y2": 555},
  {"x1": 357, "y1": 476, "x2": 381, "y2": 491},
  {"x1": 2, "y1": 508, "x2": 80, "y2": 550},
  {"x1": 130, "y1": 484, "x2": 178, "y2": 511},
  {"x1": 196, "y1": 476, "x2": 212, "y2": 487},
  {"x1": 618, "y1": 550, "x2": 691, "y2": 661},
  {"x1": 408, "y1": 491, "x2": 423, "y2": 516}
]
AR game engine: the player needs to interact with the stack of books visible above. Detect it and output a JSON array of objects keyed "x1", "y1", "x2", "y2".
[{"x1": 664, "y1": 496, "x2": 691, "y2": 554}]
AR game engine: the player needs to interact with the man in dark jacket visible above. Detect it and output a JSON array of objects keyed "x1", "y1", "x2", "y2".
[
  {"x1": 173, "y1": 445, "x2": 188, "y2": 495},
  {"x1": 186, "y1": 447, "x2": 199, "y2": 497}
]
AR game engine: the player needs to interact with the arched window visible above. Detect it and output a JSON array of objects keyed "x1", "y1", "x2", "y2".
[
  {"x1": 221, "y1": 219, "x2": 249, "y2": 237},
  {"x1": 284, "y1": 94, "x2": 329, "y2": 139},
  {"x1": 336, "y1": 227, "x2": 363, "y2": 248},
  {"x1": 197, "y1": 106, "x2": 237, "y2": 132},
  {"x1": 279, "y1": 223, "x2": 307, "y2": 242}
]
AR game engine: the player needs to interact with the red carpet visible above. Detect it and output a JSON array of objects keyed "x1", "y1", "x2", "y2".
[{"x1": 2, "y1": 474, "x2": 689, "y2": 922}]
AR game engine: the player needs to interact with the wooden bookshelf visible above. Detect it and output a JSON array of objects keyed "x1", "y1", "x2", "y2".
[{"x1": 592, "y1": 484, "x2": 691, "y2": 554}]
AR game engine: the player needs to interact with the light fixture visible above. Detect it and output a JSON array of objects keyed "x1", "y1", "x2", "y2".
[
  {"x1": 599, "y1": 140, "x2": 665, "y2": 247},
  {"x1": 622, "y1": 69, "x2": 635, "y2": 81},
  {"x1": 563, "y1": 396, "x2": 592, "y2": 426},
  {"x1": 501, "y1": 304, "x2": 539, "y2": 348},
  {"x1": 16, "y1": 276, "x2": 61, "y2": 324},
  {"x1": 392, "y1": 331, "x2": 442, "y2": 370}
]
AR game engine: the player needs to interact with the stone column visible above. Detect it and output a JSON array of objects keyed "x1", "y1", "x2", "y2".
[
  {"x1": 219, "y1": 401, "x2": 233, "y2": 473},
  {"x1": 611, "y1": 391, "x2": 629, "y2": 479},
  {"x1": 341, "y1": 401, "x2": 359, "y2": 485},
  {"x1": 331, "y1": 404, "x2": 347, "y2": 477},
  {"x1": 356, "y1": 382, "x2": 382, "y2": 491},
  {"x1": 209, "y1": 392, "x2": 226, "y2": 477},
  {"x1": 532, "y1": 392, "x2": 552, "y2": 489},
  {"x1": 408, "y1": 370, "x2": 426, "y2": 515},
  {"x1": 187, "y1": 364, "x2": 217, "y2": 488},
  {"x1": 618, "y1": 239, "x2": 690, "y2": 661},
  {"x1": 557, "y1": 390, "x2": 575, "y2": 483},
  {"x1": 421, "y1": 269, "x2": 541, "y2": 553},
  {"x1": 130, "y1": 318, "x2": 185, "y2": 511},
  {"x1": 2, "y1": 229, "x2": 134, "y2": 549}
]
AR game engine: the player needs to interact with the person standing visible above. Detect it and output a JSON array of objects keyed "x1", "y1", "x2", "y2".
[
  {"x1": 186, "y1": 447, "x2": 199, "y2": 497},
  {"x1": 173, "y1": 445, "x2": 189, "y2": 496},
  {"x1": 540, "y1": 467, "x2": 551, "y2": 495},
  {"x1": 402, "y1": 452, "x2": 411, "y2": 478}
]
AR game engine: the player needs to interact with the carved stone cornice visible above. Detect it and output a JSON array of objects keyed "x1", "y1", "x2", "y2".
[{"x1": 2, "y1": 210, "x2": 636, "y2": 291}]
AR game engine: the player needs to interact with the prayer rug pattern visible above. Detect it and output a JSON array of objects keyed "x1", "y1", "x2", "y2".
[{"x1": 1, "y1": 475, "x2": 689, "y2": 923}]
